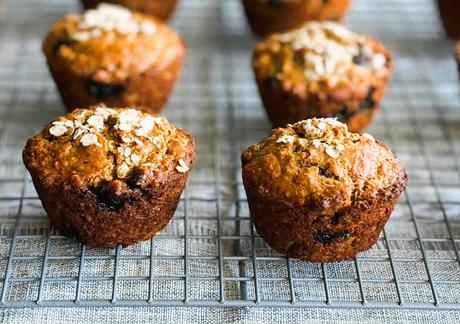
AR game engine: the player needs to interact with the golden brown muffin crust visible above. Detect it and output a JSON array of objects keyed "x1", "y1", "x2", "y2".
[
  {"x1": 23, "y1": 106, "x2": 194, "y2": 189},
  {"x1": 43, "y1": 4, "x2": 185, "y2": 83},
  {"x1": 81, "y1": 0, "x2": 179, "y2": 21},
  {"x1": 242, "y1": 0, "x2": 350, "y2": 37},
  {"x1": 242, "y1": 118, "x2": 406, "y2": 214}
]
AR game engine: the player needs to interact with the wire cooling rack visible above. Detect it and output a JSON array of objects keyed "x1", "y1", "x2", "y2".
[{"x1": 0, "y1": 0, "x2": 459, "y2": 310}]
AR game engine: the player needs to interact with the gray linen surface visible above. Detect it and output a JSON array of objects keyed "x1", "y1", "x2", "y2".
[{"x1": 0, "y1": 0, "x2": 459, "y2": 322}]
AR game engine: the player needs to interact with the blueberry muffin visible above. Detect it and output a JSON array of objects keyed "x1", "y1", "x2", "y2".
[
  {"x1": 241, "y1": 118, "x2": 407, "y2": 263},
  {"x1": 23, "y1": 106, "x2": 195, "y2": 248},
  {"x1": 242, "y1": 0, "x2": 350, "y2": 37},
  {"x1": 437, "y1": 0, "x2": 460, "y2": 39},
  {"x1": 252, "y1": 22, "x2": 392, "y2": 132},
  {"x1": 81, "y1": 0, "x2": 178, "y2": 21},
  {"x1": 43, "y1": 4, "x2": 185, "y2": 113}
]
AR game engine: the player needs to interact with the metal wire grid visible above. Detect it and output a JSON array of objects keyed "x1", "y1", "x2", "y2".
[{"x1": 0, "y1": 0, "x2": 458, "y2": 310}]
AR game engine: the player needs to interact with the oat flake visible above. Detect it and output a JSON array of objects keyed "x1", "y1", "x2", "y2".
[
  {"x1": 312, "y1": 139, "x2": 321, "y2": 148},
  {"x1": 117, "y1": 162, "x2": 130, "y2": 178},
  {"x1": 87, "y1": 115, "x2": 105, "y2": 129},
  {"x1": 176, "y1": 159, "x2": 189, "y2": 173},
  {"x1": 362, "y1": 133, "x2": 375, "y2": 142},
  {"x1": 276, "y1": 135, "x2": 295, "y2": 144},
  {"x1": 130, "y1": 154, "x2": 141, "y2": 166},
  {"x1": 49, "y1": 125, "x2": 68, "y2": 137},
  {"x1": 80, "y1": 133, "x2": 99, "y2": 146},
  {"x1": 325, "y1": 147, "x2": 340, "y2": 158}
]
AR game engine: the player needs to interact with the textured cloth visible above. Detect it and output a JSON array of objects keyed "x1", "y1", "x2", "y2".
[
  {"x1": 1, "y1": 307, "x2": 460, "y2": 324},
  {"x1": 0, "y1": 0, "x2": 459, "y2": 322}
]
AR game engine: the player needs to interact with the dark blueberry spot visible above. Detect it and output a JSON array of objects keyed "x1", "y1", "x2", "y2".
[
  {"x1": 264, "y1": 76, "x2": 281, "y2": 89},
  {"x1": 352, "y1": 50, "x2": 370, "y2": 66},
  {"x1": 330, "y1": 212, "x2": 341, "y2": 225},
  {"x1": 352, "y1": 44, "x2": 371, "y2": 66},
  {"x1": 52, "y1": 38, "x2": 72, "y2": 56},
  {"x1": 315, "y1": 231, "x2": 350, "y2": 244},
  {"x1": 318, "y1": 165, "x2": 329, "y2": 177},
  {"x1": 318, "y1": 165, "x2": 339, "y2": 180},
  {"x1": 126, "y1": 168, "x2": 143, "y2": 189},
  {"x1": 352, "y1": 53, "x2": 365, "y2": 65},
  {"x1": 267, "y1": 0, "x2": 283, "y2": 6},
  {"x1": 359, "y1": 86, "x2": 376, "y2": 111},
  {"x1": 293, "y1": 52, "x2": 305, "y2": 66},
  {"x1": 85, "y1": 79, "x2": 124, "y2": 99},
  {"x1": 334, "y1": 106, "x2": 356, "y2": 120},
  {"x1": 89, "y1": 186, "x2": 130, "y2": 211}
]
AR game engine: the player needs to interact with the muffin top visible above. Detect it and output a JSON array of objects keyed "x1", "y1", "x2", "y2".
[
  {"x1": 241, "y1": 118, "x2": 407, "y2": 213},
  {"x1": 23, "y1": 106, "x2": 194, "y2": 188},
  {"x1": 43, "y1": 4, "x2": 185, "y2": 82},
  {"x1": 253, "y1": 21, "x2": 391, "y2": 96}
]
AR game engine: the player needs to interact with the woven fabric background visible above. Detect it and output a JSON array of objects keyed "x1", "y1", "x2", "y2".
[
  {"x1": 0, "y1": 0, "x2": 459, "y2": 322},
  {"x1": 1, "y1": 307, "x2": 460, "y2": 323}
]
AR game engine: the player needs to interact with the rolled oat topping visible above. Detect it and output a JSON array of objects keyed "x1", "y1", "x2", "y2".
[
  {"x1": 48, "y1": 107, "x2": 190, "y2": 181},
  {"x1": 276, "y1": 134, "x2": 295, "y2": 144},
  {"x1": 176, "y1": 159, "x2": 190, "y2": 173},
  {"x1": 80, "y1": 133, "x2": 100, "y2": 147},
  {"x1": 362, "y1": 133, "x2": 376, "y2": 142},
  {"x1": 71, "y1": 4, "x2": 157, "y2": 42},
  {"x1": 277, "y1": 118, "x2": 372, "y2": 158},
  {"x1": 267, "y1": 21, "x2": 388, "y2": 84},
  {"x1": 49, "y1": 125, "x2": 68, "y2": 137}
]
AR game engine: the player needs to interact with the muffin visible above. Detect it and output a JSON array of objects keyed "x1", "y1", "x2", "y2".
[
  {"x1": 241, "y1": 118, "x2": 407, "y2": 263},
  {"x1": 43, "y1": 4, "x2": 185, "y2": 113},
  {"x1": 242, "y1": 0, "x2": 350, "y2": 37},
  {"x1": 252, "y1": 21, "x2": 392, "y2": 132},
  {"x1": 81, "y1": 0, "x2": 179, "y2": 21},
  {"x1": 456, "y1": 42, "x2": 460, "y2": 78},
  {"x1": 23, "y1": 106, "x2": 195, "y2": 248},
  {"x1": 437, "y1": 0, "x2": 460, "y2": 39}
]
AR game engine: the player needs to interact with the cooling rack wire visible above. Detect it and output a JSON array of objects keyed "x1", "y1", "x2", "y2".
[{"x1": 0, "y1": 0, "x2": 458, "y2": 310}]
